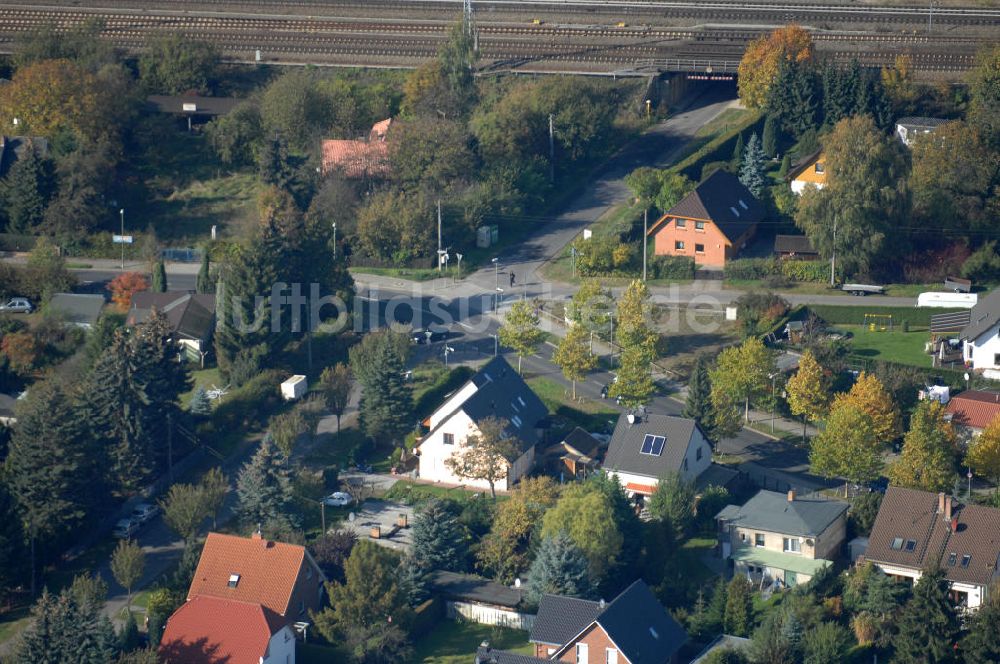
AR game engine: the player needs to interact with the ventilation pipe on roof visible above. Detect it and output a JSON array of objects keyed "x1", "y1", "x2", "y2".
[{"x1": 788, "y1": 489, "x2": 796, "y2": 502}]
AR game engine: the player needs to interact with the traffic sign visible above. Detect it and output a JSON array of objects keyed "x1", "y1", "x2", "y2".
[{"x1": 112, "y1": 234, "x2": 134, "y2": 244}]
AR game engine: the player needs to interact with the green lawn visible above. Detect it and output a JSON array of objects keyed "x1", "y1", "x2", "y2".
[
  {"x1": 384, "y1": 480, "x2": 499, "y2": 504},
  {"x1": 675, "y1": 537, "x2": 720, "y2": 587},
  {"x1": 526, "y1": 375, "x2": 619, "y2": 434},
  {"x1": 0, "y1": 608, "x2": 30, "y2": 649},
  {"x1": 842, "y1": 324, "x2": 932, "y2": 367},
  {"x1": 412, "y1": 621, "x2": 532, "y2": 664},
  {"x1": 350, "y1": 266, "x2": 445, "y2": 282}
]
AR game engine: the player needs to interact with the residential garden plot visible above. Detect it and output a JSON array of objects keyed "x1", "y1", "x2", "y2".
[
  {"x1": 411, "y1": 621, "x2": 533, "y2": 664},
  {"x1": 841, "y1": 325, "x2": 932, "y2": 367}
]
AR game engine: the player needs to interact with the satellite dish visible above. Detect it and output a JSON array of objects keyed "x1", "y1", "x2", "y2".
[
  {"x1": 514, "y1": 578, "x2": 521, "y2": 588},
  {"x1": 627, "y1": 413, "x2": 636, "y2": 425},
  {"x1": 964, "y1": 373, "x2": 970, "y2": 381}
]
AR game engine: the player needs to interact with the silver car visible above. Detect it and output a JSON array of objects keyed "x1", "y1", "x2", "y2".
[{"x1": 0, "y1": 298, "x2": 32, "y2": 314}]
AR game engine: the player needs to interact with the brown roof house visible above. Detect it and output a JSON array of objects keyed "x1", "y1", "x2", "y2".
[
  {"x1": 186, "y1": 531, "x2": 326, "y2": 628},
  {"x1": 647, "y1": 170, "x2": 764, "y2": 269},
  {"x1": 773, "y1": 235, "x2": 819, "y2": 260},
  {"x1": 543, "y1": 427, "x2": 604, "y2": 480},
  {"x1": 864, "y1": 487, "x2": 1000, "y2": 611},
  {"x1": 321, "y1": 118, "x2": 392, "y2": 179},
  {"x1": 944, "y1": 390, "x2": 1000, "y2": 442}
]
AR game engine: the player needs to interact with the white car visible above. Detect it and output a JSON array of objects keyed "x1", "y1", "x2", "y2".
[
  {"x1": 130, "y1": 503, "x2": 159, "y2": 524},
  {"x1": 323, "y1": 492, "x2": 354, "y2": 507},
  {"x1": 112, "y1": 518, "x2": 139, "y2": 539}
]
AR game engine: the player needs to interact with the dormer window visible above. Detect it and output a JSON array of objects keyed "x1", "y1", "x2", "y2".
[
  {"x1": 814, "y1": 163, "x2": 824, "y2": 174},
  {"x1": 228, "y1": 574, "x2": 240, "y2": 588}
]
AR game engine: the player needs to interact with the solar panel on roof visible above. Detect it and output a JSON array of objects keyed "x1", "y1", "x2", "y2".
[
  {"x1": 640, "y1": 434, "x2": 666, "y2": 456},
  {"x1": 640, "y1": 434, "x2": 655, "y2": 454},
  {"x1": 650, "y1": 436, "x2": 666, "y2": 456}
]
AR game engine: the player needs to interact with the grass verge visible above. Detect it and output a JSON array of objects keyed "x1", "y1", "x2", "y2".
[{"x1": 412, "y1": 621, "x2": 532, "y2": 664}]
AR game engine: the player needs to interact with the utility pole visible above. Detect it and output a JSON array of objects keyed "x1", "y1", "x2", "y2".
[
  {"x1": 548, "y1": 114, "x2": 555, "y2": 182},
  {"x1": 437, "y1": 200, "x2": 443, "y2": 272},
  {"x1": 642, "y1": 208, "x2": 648, "y2": 282},
  {"x1": 167, "y1": 412, "x2": 174, "y2": 483},
  {"x1": 609, "y1": 313, "x2": 615, "y2": 369},
  {"x1": 119, "y1": 208, "x2": 125, "y2": 271},
  {"x1": 829, "y1": 215, "x2": 837, "y2": 287},
  {"x1": 320, "y1": 501, "x2": 326, "y2": 534}
]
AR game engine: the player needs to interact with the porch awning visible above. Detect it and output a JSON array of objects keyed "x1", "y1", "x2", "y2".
[
  {"x1": 625, "y1": 482, "x2": 657, "y2": 496},
  {"x1": 731, "y1": 547, "x2": 832, "y2": 576}
]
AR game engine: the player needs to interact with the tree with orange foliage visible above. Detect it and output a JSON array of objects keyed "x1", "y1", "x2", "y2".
[
  {"x1": 737, "y1": 25, "x2": 814, "y2": 109},
  {"x1": 0, "y1": 59, "x2": 101, "y2": 140},
  {"x1": 1, "y1": 331, "x2": 40, "y2": 375},
  {"x1": 831, "y1": 371, "x2": 900, "y2": 445},
  {"x1": 108, "y1": 272, "x2": 149, "y2": 312}
]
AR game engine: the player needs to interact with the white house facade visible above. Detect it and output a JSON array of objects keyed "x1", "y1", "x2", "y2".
[
  {"x1": 416, "y1": 357, "x2": 547, "y2": 491},
  {"x1": 263, "y1": 626, "x2": 297, "y2": 664},
  {"x1": 960, "y1": 287, "x2": 1000, "y2": 373},
  {"x1": 602, "y1": 413, "x2": 713, "y2": 498}
]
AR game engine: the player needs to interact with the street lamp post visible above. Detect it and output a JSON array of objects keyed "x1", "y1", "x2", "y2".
[
  {"x1": 119, "y1": 209, "x2": 125, "y2": 271},
  {"x1": 769, "y1": 372, "x2": 779, "y2": 434},
  {"x1": 332, "y1": 222, "x2": 337, "y2": 260},
  {"x1": 491, "y1": 333, "x2": 499, "y2": 357},
  {"x1": 444, "y1": 345, "x2": 455, "y2": 366}
]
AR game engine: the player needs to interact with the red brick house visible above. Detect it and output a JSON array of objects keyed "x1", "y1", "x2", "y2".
[
  {"x1": 478, "y1": 580, "x2": 686, "y2": 664},
  {"x1": 647, "y1": 170, "x2": 764, "y2": 269}
]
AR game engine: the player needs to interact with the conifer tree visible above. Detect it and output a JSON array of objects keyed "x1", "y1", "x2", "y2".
[
  {"x1": 962, "y1": 596, "x2": 1000, "y2": 662},
  {"x1": 188, "y1": 387, "x2": 211, "y2": 416},
  {"x1": 411, "y1": 500, "x2": 468, "y2": 573},
  {"x1": 778, "y1": 153, "x2": 791, "y2": 179},
  {"x1": 724, "y1": 575, "x2": 753, "y2": 637},
  {"x1": 349, "y1": 329, "x2": 414, "y2": 447},
  {"x1": 683, "y1": 354, "x2": 719, "y2": 442},
  {"x1": 235, "y1": 434, "x2": 295, "y2": 530},
  {"x1": 762, "y1": 114, "x2": 778, "y2": 158},
  {"x1": 0, "y1": 480, "x2": 27, "y2": 599},
  {"x1": 739, "y1": 133, "x2": 767, "y2": 197},
  {"x1": 731, "y1": 133, "x2": 745, "y2": 171},
  {"x1": 706, "y1": 576, "x2": 729, "y2": 633},
  {"x1": 196, "y1": 251, "x2": 213, "y2": 294},
  {"x1": 3, "y1": 147, "x2": 51, "y2": 234},
  {"x1": 151, "y1": 259, "x2": 167, "y2": 293},
  {"x1": 893, "y1": 567, "x2": 959, "y2": 663},
  {"x1": 13, "y1": 586, "x2": 117, "y2": 663},
  {"x1": 526, "y1": 532, "x2": 595, "y2": 605}
]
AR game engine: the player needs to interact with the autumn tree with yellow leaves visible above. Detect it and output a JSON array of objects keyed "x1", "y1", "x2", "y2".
[
  {"x1": 967, "y1": 414, "x2": 1000, "y2": 491},
  {"x1": 785, "y1": 350, "x2": 830, "y2": 443},
  {"x1": 888, "y1": 400, "x2": 957, "y2": 493},
  {"x1": 0, "y1": 59, "x2": 102, "y2": 141},
  {"x1": 832, "y1": 372, "x2": 901, "y2": 444},
  {"x1": 737, "y1": 25, "x2": 814, "y2": 109}
]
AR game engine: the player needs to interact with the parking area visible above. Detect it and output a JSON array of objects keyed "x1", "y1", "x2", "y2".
[{"x1": 340, "y1": 499, "x2": 415, "y2": 551}]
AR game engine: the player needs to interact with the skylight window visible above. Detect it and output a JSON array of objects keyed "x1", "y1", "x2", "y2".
[
  {"x1": 511, "y1": 415, "x2": 523, "y2": 428},
  {"x1": 649, "y1": 627, "x2": 659, "y2": 639},
  {"x1": 890, "y1": 537, "x2": 904, "y2": 550},
  {"x1": 518, "y1": 397, "x2": 526, "y2": 407},
  {"x1": 511, "y1": 400, "x2": 520, "y2": 413},
  {"x1": 947, "y1": 553, "x2": 957, "y2": 566},
  {"x1": 961, "y1": 555, "x2": 971, "y2": 568},
  {"x1": 739, "y1": 199, "x2": 749, "y2": 210},
  {"x1": 729, "y1": 207, "x2": 740, "y2": 217},
  {"x1": 640, "y1": 434, "x2": 666, "y2": 456},
  {"x1": 904, "y1": 540, "x2": 916, "y2": 552},
  {"x1": 228, "y1": 574, "x2": 240, "y2": 588}
]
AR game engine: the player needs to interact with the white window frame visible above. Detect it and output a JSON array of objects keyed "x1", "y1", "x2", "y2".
[
  {"x1": 576, "y1": 643, "x2": 589, "y2": 664},
  {"x1": 783, "y1": 537, "x2": 801, "y2": 553},
  {"x1": 606, "y1": 647, "x2": 618, "y2": 664}
]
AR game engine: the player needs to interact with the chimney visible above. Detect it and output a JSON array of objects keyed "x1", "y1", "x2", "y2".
[
  {"x1": 938, "y1": 492, "x2": 946, "y2": 514},
  {"x1": 787, "y1": 489, "x2": 796, "y2": 502},
  {"x1": 945, "y1": 495, "x2": 953, "y2": 521}
]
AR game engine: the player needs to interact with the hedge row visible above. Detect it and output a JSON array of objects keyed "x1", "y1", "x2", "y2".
[
  {"x1": 724, "y1": 257, "x2": 828, "y2": 283},
  {"x1": 797, "y1": 305, "x2": 964, "y2": 328},
  {"x1": 649, "y1": 255, "x2": 696, "y2": 280},
  {"x1": 672, "y1": 110, "x2": 764, "y2": 181}
]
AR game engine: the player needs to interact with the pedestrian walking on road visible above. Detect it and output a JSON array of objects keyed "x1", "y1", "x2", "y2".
[{"x1": 510, "y1": 272, "x2": 516, "y2": 288}]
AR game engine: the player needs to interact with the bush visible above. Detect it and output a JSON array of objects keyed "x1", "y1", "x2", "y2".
[
  {"x1": 211, "y1": 369, "x2": 284, "y2": 431},
  {"x1": 724, "y1": 257, "x2": 781, "y2": 281},
  {"x1": 572, "y1": 237, "x2": 639, "y2": 276},
  {"x1": 649, "y1": 255, "x2": 695, "y2": 280},
  {"x1": 724, "y1": 257, "x2": 828, "y2": 283},
  {"x1": 961, "y1": 241, "x2": 1000, "y2": 283},
  {"x1": 780, "y1": 259, "x2": 828, "y2": 283}
]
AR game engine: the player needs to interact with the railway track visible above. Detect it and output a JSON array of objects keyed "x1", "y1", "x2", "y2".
[{"x1": 0, "y1": 3, "x2": 990, "y2": 74}]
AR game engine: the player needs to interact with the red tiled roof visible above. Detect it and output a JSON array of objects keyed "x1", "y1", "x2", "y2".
[
  {"x1": 945, "y1": 391, "x2": 1000, "y2": 430},
  {"x1": 188, "y1": 532, "x2": 308, "y2": 618},
  {"x1": 321, "y1": 139, "x2": 390, "y2": 178},
  {"x1": 866, "y1": 487, "x2": 1000, "y2": 588},
  {"x1": 625, "y1": 482, "x2": 657, "y2": 496},
  {"x1": 159, "y1": 596, "x2": 286, "y2": 664}
]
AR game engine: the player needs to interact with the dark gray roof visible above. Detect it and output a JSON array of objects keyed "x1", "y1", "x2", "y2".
[
  {"x1": 695, "y1": 463, "x2": 740, "y2": 492},
  {"x1": 128, "y1": 292, "x2": 216, "y2": 341},
  {"x1": 654, "y1": 170, "x2": 764, "y2": 243},
  {"x1": 457, "y1": 357, "x2": 549, "y2": 448},
  {"x1": 429, "y1": 571, "x2": 523, "y2": 608},
  {"x1": 931, "y1": 310, "x2": 970, "y2": 334},
  {"x1": 603, "y1": 413, "x2": 701, "y2": 479},
  {"x1": 146, "y1": 95, "x2": 241, "y2": 116},
  {"x1": 715, "y1": 489, "x2": 848, "y2": 538},
  {"x1": 774, "y1": 234, "x2": 817, "y2": 255},
  {"x1": 529, "y1": 595, "x2": 602, "y2": 646},
  {"x1": 785, "y1": 149, "x2": 823, "y2": 181},
  {"x1": 475, "y1": 647, "x2": 548, "y2": 664},
  {"x1": 593, "y1": 580, "x2": 687, "y2": 664},
  {"x1": 896, "y1": 117, "x2": 948, "y2": 129},
  {"x1": 961, "y1": 287, "x2": 1000, "y2": 341},
  {"x1": 562, "y1": 427, "x2": 601, "y2": 457},
  {"x1": 48, "y1": 293, "x2": 104, "y2": 326},
  {"x1": 690, "y1": 635, "x2": 752, "y2": 663}
]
